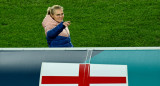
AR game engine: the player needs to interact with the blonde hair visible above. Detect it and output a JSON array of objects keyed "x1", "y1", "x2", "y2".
[{"x1": 47, "y1": 5, "x2": 63, "y2": 15}]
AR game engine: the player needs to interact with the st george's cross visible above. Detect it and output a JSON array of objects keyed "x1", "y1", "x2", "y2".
[{"x1": 39, "y1": 63, "x2": 128, "y2": 86}]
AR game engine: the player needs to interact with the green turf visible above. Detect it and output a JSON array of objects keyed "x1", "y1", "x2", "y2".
[{"x1": 0, "y1": 0, "x2": 160, "y2": 47}]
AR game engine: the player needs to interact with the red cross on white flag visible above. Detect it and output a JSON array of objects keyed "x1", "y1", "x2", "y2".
[{"x1": 39, "y1": 63, "x2": 128, "y2": 86}]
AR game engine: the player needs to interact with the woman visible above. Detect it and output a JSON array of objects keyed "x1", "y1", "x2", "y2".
[{"x1": 42, "y1": 5, "x2": 73, "y2": 47}]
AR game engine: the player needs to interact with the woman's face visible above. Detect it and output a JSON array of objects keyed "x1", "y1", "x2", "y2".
[{"x1": 51, "y1": 9, "x2": 64, "y2": 23}]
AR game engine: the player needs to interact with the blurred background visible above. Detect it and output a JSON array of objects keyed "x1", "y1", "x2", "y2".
[{"x1": 0, "y1": 0, "x2": 160, "y2": 47}]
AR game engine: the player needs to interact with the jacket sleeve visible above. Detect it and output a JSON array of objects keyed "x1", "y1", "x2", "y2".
[{"x1": 46, "y1": 22, "x2": 65, "y2": 38}]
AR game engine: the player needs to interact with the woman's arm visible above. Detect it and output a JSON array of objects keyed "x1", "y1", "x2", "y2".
[{"x1": 46, "y1": 22, "x2": 65, "y2": 38}]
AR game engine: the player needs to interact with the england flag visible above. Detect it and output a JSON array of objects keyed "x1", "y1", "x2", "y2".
[{"x1": 39, "y1": 63, "x2": 128, "y2": 86}]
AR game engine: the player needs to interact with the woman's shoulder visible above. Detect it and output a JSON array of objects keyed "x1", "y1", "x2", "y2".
[{"x1": 42, "y1": 15, "x2": 58, "y2": 28}]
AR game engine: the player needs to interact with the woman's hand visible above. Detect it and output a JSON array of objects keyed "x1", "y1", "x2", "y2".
[{"x1": 63, "y1": 21, "x2": 71, "y2": 27}]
